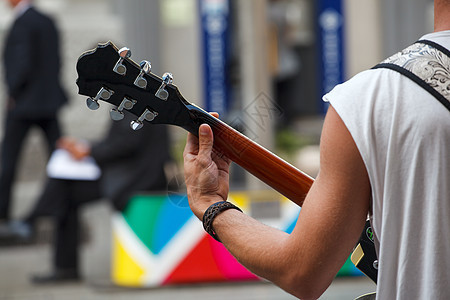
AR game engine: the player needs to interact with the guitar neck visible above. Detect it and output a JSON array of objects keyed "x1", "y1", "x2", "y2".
[{"x1": 187, "y1": 106, "x2": 314, "y2": 207}]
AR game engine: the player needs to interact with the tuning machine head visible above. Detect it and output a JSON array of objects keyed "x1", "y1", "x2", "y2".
[
  {"x1": 113, "y1": 47, "x2": 132, "y2": 75},
  {"x1": 134, "y1": 60, "x2": 152, "y2": 89},
  {"x1": 130, "y1": 109, "x2": 158, "y2": 130},
  {"x1": 86, "y1": 87, "x2": 114, "y2": 110},
  {"x1": 110, "y1": 97, "x2": 137, "y2": 121},
  {"x1": 155, "y1": 72, "x2": 173, "y2": 101}
]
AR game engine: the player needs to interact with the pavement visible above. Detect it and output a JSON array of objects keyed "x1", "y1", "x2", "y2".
[{"x1": 0, "y1": 236, "x2": 376, "y2": 300}]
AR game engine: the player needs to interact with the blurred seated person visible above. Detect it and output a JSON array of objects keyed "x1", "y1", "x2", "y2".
[{"x1": 16, "y1": 111, "x2": 171, "y2": 283}]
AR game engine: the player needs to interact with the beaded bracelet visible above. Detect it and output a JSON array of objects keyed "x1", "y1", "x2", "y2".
[{"x1": 202, "y1": 201, "x2": 242, "y2": 242}]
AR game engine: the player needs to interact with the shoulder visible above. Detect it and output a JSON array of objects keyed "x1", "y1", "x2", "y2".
[
  {"x1": 324, "y1": 68, "x2": 397, "y2": 101},
  {"x1": 323, "y1": 66, "x2": 420, "y2": 119}
]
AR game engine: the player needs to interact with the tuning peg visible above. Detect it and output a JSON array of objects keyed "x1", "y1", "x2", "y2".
[
  {"x1": 110, "y1": 97, "x2": 137, "y2": 121},
  {"x1": 155, "y1": 72, "x2": 173, "y2": 100},
  {"x1": 86, "y1": 87, "x2": 114, "y2": 110},
  {"x1": 134, "y1": 60, "x2": 152, "y2": 89},
  {"x1": 130, "y1": 108, "x2": 158, "y2": 130},
  {"x1": 113, "y1": 47, "x2": 131, "y2": 75}
]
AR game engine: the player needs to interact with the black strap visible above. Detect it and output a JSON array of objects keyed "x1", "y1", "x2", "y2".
[{"x1": 419, "y1": 39, "x2": 450, "y2": 57}]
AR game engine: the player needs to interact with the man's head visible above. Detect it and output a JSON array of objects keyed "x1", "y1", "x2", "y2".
[
  {"x1": 6, "y1": 0, "x2": 22, "y2": 8},
  {"x1": 6, "y1": 0, "x2": 31, "y2": 8}
]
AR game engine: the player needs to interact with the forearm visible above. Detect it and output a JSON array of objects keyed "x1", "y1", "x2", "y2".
[{"x1": 211, "y1": 208, "x2": 329, "y2": 299}]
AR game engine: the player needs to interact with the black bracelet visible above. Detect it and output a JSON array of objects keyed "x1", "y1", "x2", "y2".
[{"x1": 202, "y1": 201, "x2": 242, "y2": 242}]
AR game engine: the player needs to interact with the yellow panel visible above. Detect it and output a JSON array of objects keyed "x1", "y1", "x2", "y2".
[
  {"x1": 229, "y1": 192, "x2": 250, "y2": 212},
  {"x1": 111, "y1": 233, "x2": 146, "y2": 287}
]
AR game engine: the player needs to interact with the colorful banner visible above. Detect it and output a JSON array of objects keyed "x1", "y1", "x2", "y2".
[{"x1": 111, "y1": 193, "x2": 361, "y2": 287}]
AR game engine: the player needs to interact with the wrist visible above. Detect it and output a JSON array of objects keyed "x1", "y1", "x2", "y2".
[
  {"x1": 187, "y1": 189, "x2": 224, "y2": 219},
  {"x1": 202, "y1": 201, "x2": 242, "y2": 242}
]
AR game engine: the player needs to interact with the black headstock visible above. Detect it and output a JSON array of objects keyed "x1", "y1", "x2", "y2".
[{"x1": 76, "y1": 41, "x2": 202, "y2": 133}]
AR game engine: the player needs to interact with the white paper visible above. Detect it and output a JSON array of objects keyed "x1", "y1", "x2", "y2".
[{"x1": 46, "y1": 149, "x2": 101, "y2": 181}]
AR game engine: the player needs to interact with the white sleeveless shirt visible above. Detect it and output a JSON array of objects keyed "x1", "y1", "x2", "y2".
[{"x1": 324, "y1": 31, "x2": 450, "y2": 299}]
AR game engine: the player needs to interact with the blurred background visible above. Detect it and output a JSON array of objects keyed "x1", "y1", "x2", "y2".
[{"x1": 0, "y1": 0, "x2": 434, "y2": 299}]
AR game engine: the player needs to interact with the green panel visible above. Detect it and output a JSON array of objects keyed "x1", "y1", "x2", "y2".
[{"x1": 122, "y1": 195, "x2": 167, "y2": 252}]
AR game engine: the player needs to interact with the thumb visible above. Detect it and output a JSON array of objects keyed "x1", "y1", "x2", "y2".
[{"x1": 197, "y1": 124, "x2": 214, "y2": 160}]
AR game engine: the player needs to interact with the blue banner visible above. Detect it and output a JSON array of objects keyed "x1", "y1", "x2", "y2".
[
  {"x1": 317, "y1": 0, "x2": 345, "y2": 113},
  {"x1": 200, "y1": 0, "x2": 230, "y2": 116}
]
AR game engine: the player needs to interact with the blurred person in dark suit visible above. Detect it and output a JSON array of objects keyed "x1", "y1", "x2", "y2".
[
  {"x1": 21, "y1": 112, "x2": 171, "y2": 283},
  {"x1": 0, "y1": 0, "x2": 67, "y2": 224}
]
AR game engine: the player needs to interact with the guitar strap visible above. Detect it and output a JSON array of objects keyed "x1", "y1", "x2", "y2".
[
  {"x1": 351, "y1": 40, "x2": 450, "y2": 286},
  {"x1": 372, "y1": 39, "x2": 450, "y2": 112}
]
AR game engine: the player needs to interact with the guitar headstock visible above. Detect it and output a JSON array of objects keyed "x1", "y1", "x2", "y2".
[{"x1": 76, "y1": 41, "x2": 200, "y2": 132}]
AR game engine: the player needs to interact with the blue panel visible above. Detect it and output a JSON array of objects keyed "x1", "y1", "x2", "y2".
[
  {"x1": 317, "y1": 0, "x2": 345, "y2": 113},
  {"x1": 152, "y1": 194, "x2": 194, "y2": 254},
  {"x1": 200, "y1": 0, "x2": 231, "y2": 116}
]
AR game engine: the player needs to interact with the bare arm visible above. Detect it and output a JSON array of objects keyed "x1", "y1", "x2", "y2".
[{"x1": 183, "y1": 106, "x2": 371, "y2": 299}]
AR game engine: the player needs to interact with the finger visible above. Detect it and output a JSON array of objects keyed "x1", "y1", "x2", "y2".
[
  {"x1": 210, "y1": 112, "x2": 219, "y2": 118},
  {"x1": 197, "y1": 124, "x2": 214, "y2": 165},
  {"x1": 183, "y1": 132, "x2": 199, "y2": 156}
]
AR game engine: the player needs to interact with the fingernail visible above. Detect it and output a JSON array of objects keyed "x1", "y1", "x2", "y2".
[{"x1": 199, "y1": 125, "x2": 208, "y2": 136}]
